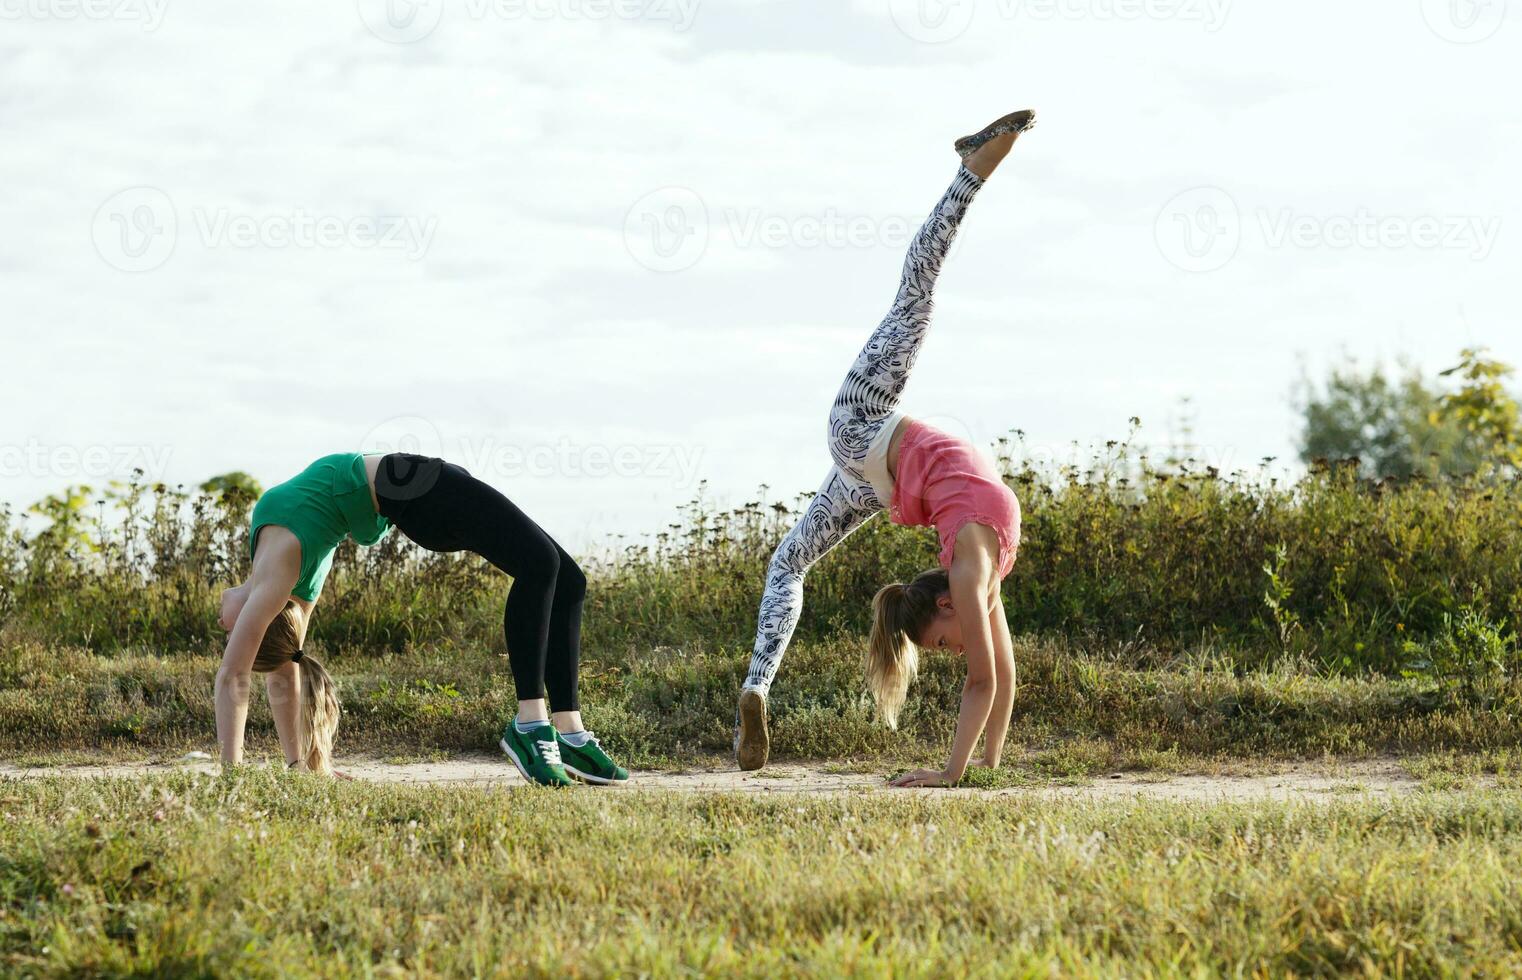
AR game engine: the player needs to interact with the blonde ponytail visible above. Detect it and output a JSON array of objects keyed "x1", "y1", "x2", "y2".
[
  {"x1": 867, "y1": 584, "x2": 918, "y2": 729},
  {"x1": 251, "y1": 600, "x2": 342, "y2": 776},
  {"x1": 865, "y1": 569, "x2": 949, "y2": 729},
  {"x1": 298, "y1": 654, "x2": 340, "y2": 776}
]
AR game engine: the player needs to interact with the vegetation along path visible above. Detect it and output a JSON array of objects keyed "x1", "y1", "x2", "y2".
[{"x1": 0, "y1": 755, "x2": 1435, "y2": 802}]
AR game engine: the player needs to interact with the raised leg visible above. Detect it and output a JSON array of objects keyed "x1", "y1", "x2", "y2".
[{"x1": 827, "y1": 167, "x2": 984, "y2": 484}]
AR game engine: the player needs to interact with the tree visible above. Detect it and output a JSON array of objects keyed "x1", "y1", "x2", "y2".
[
  {"x1": 1295, "y1": 357, "x2": 1466, "y2": 478},
  {"x1": 200, "y1": 472, "x2": 263, "y2": 501},
  {"x1": 27, "y1": 485, "x2": 98, "y2": 564},
  {"x1": 1433, "y1": 348, "x2": 1522, "y2": 476}
]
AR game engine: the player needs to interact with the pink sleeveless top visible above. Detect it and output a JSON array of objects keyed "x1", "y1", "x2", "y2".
[{"x1": 889, "y1": 420, "x2": 1022, "y2": 578}]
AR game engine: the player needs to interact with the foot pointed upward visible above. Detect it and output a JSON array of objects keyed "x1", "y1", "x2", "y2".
[{"x1": 956, "y1": 108, "x2": 1036, "y2": 179}]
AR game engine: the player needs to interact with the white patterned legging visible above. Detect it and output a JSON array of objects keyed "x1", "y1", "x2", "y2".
[{"x1": 743, "y1": 166, "x2": 985, "y2": 694}]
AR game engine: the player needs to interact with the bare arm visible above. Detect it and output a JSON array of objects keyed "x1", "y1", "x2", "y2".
[
  {"x1": 940, "y1": 549, "x2": 999, "y2": 782},
  {"x1": 265, "y1": 591, "x2": 316, "y2": 767},
  {"x1": 889, "y1": 526, "x2": 1001, "y2": 788},
  {"x1": 977, "y1": 595, "x2": 1018, "y2": 767},
  {"x1": 264, "y1": 661, "x2": 303, "y2": 766},
  {"x1": 215, "y1": 530, "x2": 300, "y2": 766}
]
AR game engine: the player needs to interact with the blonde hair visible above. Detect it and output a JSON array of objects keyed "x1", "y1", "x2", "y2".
[
  {"x1": 866, "y1": 568, "x2": 949, "y2": 728},
  {"x1": 251, "y1": 601, "x2": 340, "y2": 775}
]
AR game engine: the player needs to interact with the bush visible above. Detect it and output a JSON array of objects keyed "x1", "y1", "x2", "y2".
[
  {"x1": 2, "y1": 450, "x2": 1520, "y2": 680},
  {"x1": 1403, "y1": 605, "x2": 1520, "y2": 696}
]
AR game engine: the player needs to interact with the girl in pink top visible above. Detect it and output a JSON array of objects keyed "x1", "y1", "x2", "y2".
[
  {"x1": 736, "y1": 108, "x2": 1035, "y2": 789},
  {"x1": 891, "y1": 420, "x2": 1022, "y2": 580}
]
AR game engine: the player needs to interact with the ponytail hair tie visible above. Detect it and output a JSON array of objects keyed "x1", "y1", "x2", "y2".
[{"x1": 291, "y1": 649, "x2": 304, "y2": 664}]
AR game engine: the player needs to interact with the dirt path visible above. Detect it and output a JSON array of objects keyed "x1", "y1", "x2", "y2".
[{"x1": 0, "y1": 756, "x2": 1431, "y2": 801}]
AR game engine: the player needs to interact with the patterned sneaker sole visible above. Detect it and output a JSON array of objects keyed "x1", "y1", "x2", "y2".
[
  {"x1": 955, "y1": 109, "x2": 1038, "y2": 158},
  {"x1": 736, "y1": 689, "x2": 769, "y2": 772}
]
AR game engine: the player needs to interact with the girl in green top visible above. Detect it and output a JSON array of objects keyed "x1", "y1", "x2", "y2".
[
  {"x1": 246, "y1": 453, "x2": 390, "y2": 602},
  {"x1": 215, "y1": 452, "x2": 627, "y2": 787}
]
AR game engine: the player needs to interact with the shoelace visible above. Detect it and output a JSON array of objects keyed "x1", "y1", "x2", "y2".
[{"x1": 536, "y1": 736, "x2": 562, "y2": 767}]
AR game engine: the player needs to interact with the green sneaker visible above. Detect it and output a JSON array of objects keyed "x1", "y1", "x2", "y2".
[
  {"x1": 499, "y1": 723, "x2": 574, "y2": 787},
  {"x1": 557, "y1": 731, "x2": 629, "y2": 785}
]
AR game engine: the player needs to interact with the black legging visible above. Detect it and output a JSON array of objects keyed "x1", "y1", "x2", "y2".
[{"x1": 374, "y1": 453, "x2": 583, "y2": 711}]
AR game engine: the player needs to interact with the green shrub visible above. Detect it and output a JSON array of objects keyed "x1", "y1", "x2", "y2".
[
  {"x1": 1404, "y1": 605, "x2": 1520, "y2": 696},
  {"x1": 3, "y1": 450, "x2": 1520, "y2": 680}
]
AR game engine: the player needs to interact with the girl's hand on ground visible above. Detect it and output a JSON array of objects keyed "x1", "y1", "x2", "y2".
[
  {"x1": 333, "y1": 770, "x2": 355, "y2": 782},
  {"x1": 888, "y1": 768, "x2": 955, "y2": 788}
]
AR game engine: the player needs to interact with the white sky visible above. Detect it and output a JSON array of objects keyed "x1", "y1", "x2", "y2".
[{"x1": 2, "y1": 0, "x2": 1519, "y2": 551}]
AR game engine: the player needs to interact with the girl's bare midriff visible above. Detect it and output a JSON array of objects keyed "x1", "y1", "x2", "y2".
[
  {"x1": 885, "y1": 415, "x2": 911, "y2": 484},
  {"x1": 363, "y1": 454, "x2": 384, "y2": 513}
]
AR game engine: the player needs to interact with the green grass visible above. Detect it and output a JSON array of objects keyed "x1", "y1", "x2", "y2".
[
  {"x1": 6, "y1": 373, "x2": 1520, "y2": 973},
  {"x1": 5, "y1": 771, "x2": 1522, "y2": 976},
  {"x1": 7, "y1": 633, "x2": 1522, "y2": 775},
  {"x1": 0, "y1": 751, "x2": 155, "y2": 769},
  {"x1": 1401, "y1": 749, "x2": 1522, "y2": 791}
]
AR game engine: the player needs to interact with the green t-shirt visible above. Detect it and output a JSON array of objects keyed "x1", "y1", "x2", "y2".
[{"x1": 248, "y1": 453, "x2": 392, "y2": 600}]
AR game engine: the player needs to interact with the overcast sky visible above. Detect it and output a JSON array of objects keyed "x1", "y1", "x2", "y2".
[{"x1": 2, "y1": 0, "x2": 1518, "y2": 551}]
